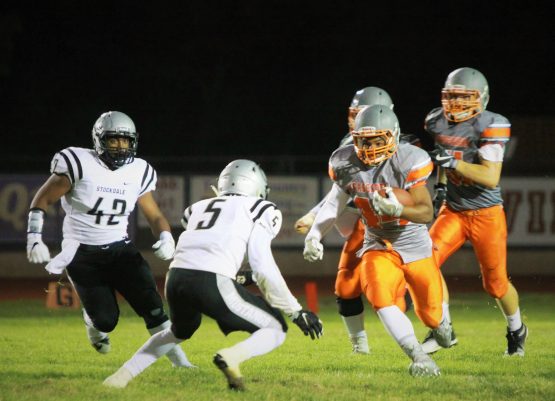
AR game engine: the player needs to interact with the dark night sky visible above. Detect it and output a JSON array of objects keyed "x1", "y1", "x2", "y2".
[{"x1": 1, "y1": 2, "x2": 553, "y2": 172}]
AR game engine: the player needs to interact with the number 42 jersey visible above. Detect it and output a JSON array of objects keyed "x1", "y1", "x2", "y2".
[{"x1": 50, "y1": 147, "x2": 157, "y2": 245}]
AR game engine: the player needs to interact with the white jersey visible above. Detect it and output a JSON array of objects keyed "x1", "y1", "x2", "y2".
[
  {"x1": 50, "y1": 147, "x2": 157, "y2": 245},
  {"x1": 171, "y1": 195, "x2": 302, "y2": 315}
]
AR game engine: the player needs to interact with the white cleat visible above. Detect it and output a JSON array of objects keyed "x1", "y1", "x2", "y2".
[
  {"x1": 422, "y1": 328, "x2": 458, "y2": 354},
  {"x1": 409, "y1": 354, "x2": 441, "y2": 377},
  {"x1": 431, "y1": 318, "x2": 453, "y2": 349},
  {"x1": 351, "y1": 334, "x2": 370, "y2": 355},
  {"x1": 103, "y1": 366, "x2": 134, "y2": 389}
]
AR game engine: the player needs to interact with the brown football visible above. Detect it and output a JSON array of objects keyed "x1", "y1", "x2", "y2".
[{"x1": 378, "y1": 187, "x2": 415, "y2": 206}]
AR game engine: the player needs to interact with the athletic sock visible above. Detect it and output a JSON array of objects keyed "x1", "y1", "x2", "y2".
[
  {"x1": 505, "y1": 308, "x2": 522, "y2": 332},
  {"x1": 148, "y1": 321, "x2": 193, "y2": 367},
  {"x1": 124, "y1": 328, "x2": 187, "y2": 377}
]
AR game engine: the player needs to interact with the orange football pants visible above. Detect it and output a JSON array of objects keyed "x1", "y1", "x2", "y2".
[
  {"x1": 359, "y1": 249, "x2": 443, "y2": 329},
  {"x1": 430, "y1": 204, "x2": 509, "y2": 299},
  {"x1": 334, "y1": 220, "x2": 408, "y2": 312}
]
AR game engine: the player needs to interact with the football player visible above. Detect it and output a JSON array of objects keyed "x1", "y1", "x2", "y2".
[
  {"x1": 26, "y1": 111, "x2": 191, "y2": 367},
  {"x1": 295, "y1": 87, "x2": 412, "y2": 355},
  {"x1": 423, "y1": 67, "x2": 527, "y2": 356},
  {"x1": 103, "y1": 159, "x2": 323, "y2": 391},
  {"x1": 303, "y1": 105, "x2": 452, "y2": 376}
]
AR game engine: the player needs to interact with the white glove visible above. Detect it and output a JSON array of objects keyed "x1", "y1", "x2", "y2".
[
  {"x1": 152, "y1": 231, "x2": 175, "y2": 260},
  {"x1": 294, "y1": 212, "x2": 316, "y2": 234},
  {"x1": 372, "y1": 187, "x2": 403, "y2": 217},
  {"x1": 303, "y1": 237, "x2": 324, "y2": 262},
  {"x1": 26, "y1": 233, "x2": 51, "y2": 263}
]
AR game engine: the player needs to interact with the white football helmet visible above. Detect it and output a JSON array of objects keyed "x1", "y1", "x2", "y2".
[
  {"x1": 352, "y1": 105, "x2": 400, "y2": 166},
  {"x1": 217, "y1": 159, "x2": 269, "y2": 199},
  {"x1": 92, "y1": 111, "x2": 138, "y2": 168},
  {"x1": 442, "y1": 67, "x2": 490, "y2": 122}
]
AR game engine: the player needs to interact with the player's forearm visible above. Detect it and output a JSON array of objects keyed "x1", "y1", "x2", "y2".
[
  {"x1": 454, "y1": 160, "x2": 501, "y2": 189},
  {"x1": 147, "y1": 216, "x2": 171, "y2": 237},
  {"x1": 400, "y1": 203, "x2": 433, "y2": 224},
  {"x1": 306, "y1": 184, "x2": 348, "y2": 241}
]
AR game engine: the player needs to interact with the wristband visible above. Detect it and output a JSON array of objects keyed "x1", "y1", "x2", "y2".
[{"x1": 27, "y1": 208, "x2": 46, "y2": 234}]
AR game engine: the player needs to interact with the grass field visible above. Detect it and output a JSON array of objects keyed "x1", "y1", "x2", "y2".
[{"x1": 1, "y1": 292, "x2": 554, "y2": 401}]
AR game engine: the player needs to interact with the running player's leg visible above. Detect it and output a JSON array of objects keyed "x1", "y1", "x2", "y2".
[
  {"x1": 104, "y1": 267, "x2": 198, "y2": 388},
  {"x1": 335, "y1": 222, "x2": 368, "y2": 354},
  {"x1": 66, "y1": 248, "x2": 118, "y2": 354},
  {"x1": 470, "y1": 205, "x2": 527, "y2": 356},
  {"x1": 360, "y1": 250, "x2": 440, "y2": 376},
  {"x1": 113, "y1": 243, "x2": 190, "y2": 366}
]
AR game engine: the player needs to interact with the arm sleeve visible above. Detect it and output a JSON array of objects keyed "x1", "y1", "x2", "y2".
[
  {"x1": 308, "y1": 193, "x2": 329, "y2": 216},
  {"x1": 248, "y1": 214, "x2": 302, "y2": 316},
  {"x1": 50, "y1": 148, "x2": 82, "y2": 185},
  {"x1": 305, "y1": 183, "x2": 349, "y2": 241},
  {"x1": 139, "y1": 163, "x2": 157, "y2": 195}
]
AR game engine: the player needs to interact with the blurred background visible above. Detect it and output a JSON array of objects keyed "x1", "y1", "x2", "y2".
[{"x1": 1, "y1": 2, "x2": 553, "y2": 299}]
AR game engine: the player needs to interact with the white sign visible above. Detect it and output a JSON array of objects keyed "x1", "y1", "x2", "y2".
[
  {"x1": 138, "y1": 175, "x2": 185, "y2": 228},
  {"x1": 267, "y1": 176, "x2": 320, "y2": 246},
  {"x1": 501, "y1": 177, "x2": 555, "y2": 246}
]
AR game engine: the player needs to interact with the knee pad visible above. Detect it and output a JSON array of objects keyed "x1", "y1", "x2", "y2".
[
  {"x1": 337, "y1": 296, "x2": 364, "y2": 317},
  {"x1": 143, "y1": 306, "x2": 169, "y2": 330}
]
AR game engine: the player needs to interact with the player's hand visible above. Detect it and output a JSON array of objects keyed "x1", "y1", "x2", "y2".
[
  {"x1": 294, "y1": 212, "x2": 315, "y2": 234},
  {"x1": 152, "y1": 231, "x2": 175, "y2": 260},
  {"x1": 303, "y1": 237, "x2": 323, "y2": 262},
  {"x1": 429, "y1": 146, "x2": 458, "y2": 169},
  {"x1": 433, "y1": 183, "x2": 447, "y2": 217},
  {"x1": 26, "y1": 233, "x2": 51, "y2": 263},
  {"x1": 372, "y1": 187, "x2": 403, "y2": 217},
  {"x1": 235, "y1": 270, "x2": 254, "y2": 286},
  {"x1": 291, "y1": 310, "x2": 323, "y2": 340}
]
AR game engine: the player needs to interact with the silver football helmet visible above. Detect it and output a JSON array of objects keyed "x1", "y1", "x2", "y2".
[
  {"x1": 352, "y1": 105, "x2": 400, "y2": 166},
  {"x1": 217, "y1": 159, "x2": 269, "y2": 199},
  {"x1": 442, "y1": 67, "x2": 490, "y2": 122},
  {"x1": 92, "y1": 111, "x2": 138, "y2": 168},
  {"x1": 348, "y1": 86, "x2": 394, "y2": 132}
]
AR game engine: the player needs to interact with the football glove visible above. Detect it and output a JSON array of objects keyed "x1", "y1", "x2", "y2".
[
  {"x1": 152, "y1": 231, "x2": 175, "y2": 260},
  {"x1": 372, "y1": 187, "x2": 403, "y2": 217},
  {"x1": 291, "y1": 310, "x2": 323, "y2": 340},
  {"x1": 433, "y1": 183, "x2": 447, "y2": 217},
  {"x1": 429, "y1": 146, "x2": 458, "y2": 169},
  {"x1": 303, "y1": 237, "x2": 323, "y2": 262},
  {"x1": 294, "y1": 212, "x2": 316, "y2": 235},
  {"x1": 26, "y1": 233, "x2": 51, "y2": 263},
  {"x1": 235, "y1": 270, "x2": 254, "y2": 286}
]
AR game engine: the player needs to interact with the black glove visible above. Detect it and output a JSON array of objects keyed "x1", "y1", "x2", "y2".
[
  {"x1": 429, "y1": 146, "x2": 458, "y2": 169},
  {"x1": 235, "y1": 270, "x2": 254, "y2": 286},
  {"x1": 291, "y1": 310, "x2": 323, "y2": 340},
  {"x1": 433, "y1": 183, "x2": 447, "y2": 217}
]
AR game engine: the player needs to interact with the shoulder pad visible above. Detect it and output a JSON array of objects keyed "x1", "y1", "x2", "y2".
[{"x1": 250, "y1": 199, "x2": 281, "y2": 237}]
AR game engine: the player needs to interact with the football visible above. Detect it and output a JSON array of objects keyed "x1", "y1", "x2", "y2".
[{"x1": 378, "y1": 187, "x2": 415, "y2": 206}]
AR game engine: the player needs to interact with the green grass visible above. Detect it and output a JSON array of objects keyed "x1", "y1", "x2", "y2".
[{"x1": 0, "y1": 293, "x2": 554, "y2": 401}]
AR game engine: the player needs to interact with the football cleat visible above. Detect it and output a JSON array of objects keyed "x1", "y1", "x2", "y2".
[
  {"x1": 213, "y1": 353, "x2": 245, "y2": 391},
  {"x1": 350, "y1": 334, "x2": 370, "y2": 355},
  {"x1": 431, "y1": 318, "x2": 454, "y2": 348},
  {"x1": 408, "y1": 353, "x2": 441, "y2": 377},
  {"x1": 422, "y1": 326, "x2": 458, "y2": 354},
  {"x1": 103, "y1": 366, "x2": 133, "y2": 388},
  {"x1": 504, "y1": 323, "x2": 528, "y2": 357},
  {"x1": 92, "y1": 336, "x2": 111, "y2": 354}
]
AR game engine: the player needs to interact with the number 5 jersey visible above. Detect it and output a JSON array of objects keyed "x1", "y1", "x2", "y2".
[{"x1": 50, "y1": 147, "x2": 157, "y2": 245}]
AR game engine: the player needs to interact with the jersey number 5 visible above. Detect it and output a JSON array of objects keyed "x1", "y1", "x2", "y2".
[
  {"x1": 196, "y1": 199, "x2": 226, "y2": 230},
  {"x1": 87, "y1": 197, "x2": 127, "y2": 225}
]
